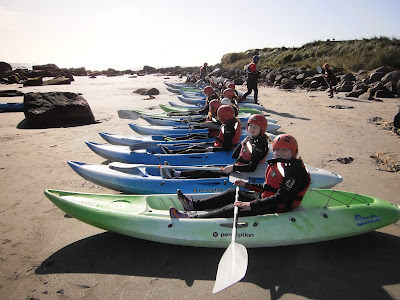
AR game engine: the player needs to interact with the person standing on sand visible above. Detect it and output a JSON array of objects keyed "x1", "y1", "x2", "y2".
[
  {"x1": 323, "y1": 63, "x2": 335, "y2": 98},
  {"x1": 239, "y1": 55, "x2": 261, "y2": 104},
  {"x1": 200, "y1": 62, "x2": 208, "y2": 81}
]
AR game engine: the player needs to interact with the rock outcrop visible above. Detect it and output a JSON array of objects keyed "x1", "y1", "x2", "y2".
[{"x1": 23, "y1": 92, "x2": 96, "y2": 128}]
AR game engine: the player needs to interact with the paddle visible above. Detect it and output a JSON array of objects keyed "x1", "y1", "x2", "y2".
[
  {"x1": 118, "y1": 110, "x2": 140, "y2": 120},
  {"x1": 213, "y1": 174, "x2": 248, "y2": 294}
]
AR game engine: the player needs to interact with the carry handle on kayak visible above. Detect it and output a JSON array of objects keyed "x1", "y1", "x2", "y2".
[{"x1": 219, "y1": 222, "x2": 248, "y2": 228}]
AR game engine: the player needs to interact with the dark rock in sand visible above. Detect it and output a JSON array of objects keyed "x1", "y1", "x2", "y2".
[
  {"x1": 397, "y1": 79, "x2": 400, "y2": 96},
  {"x1": 0, "y1": 62, "x2": 12, "y2": 72},
  {"x1": 23, "y1": 77, "x2": 43, "y2": 86},
  {"x1": 375, "y1": 89, "x2": 395, "y2": 98},
  {"x1": 233, "y1": 78, "x2": 244, "y2": 85},
  {"x1": 23, "y1": 92, "x2": 96, "y2": 128},
  {"x1": 133, "y1": 88, "x2": 160, "y2": 95},
  {"x1": 43, "y1": 77, "x2": 72, "y2": 85},
  {"x1": 381, "y1": 70, "x2": 400, "y2": 85},
  {"x1": 0, "y1": 90, "x2": 25, "y2": 97},
  {"x1": 143, "y1": 65, "x2": 157, "y2": 74}
]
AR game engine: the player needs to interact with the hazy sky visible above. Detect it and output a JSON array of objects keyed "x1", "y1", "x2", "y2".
[{"x1": 1, "y1": 0, "x2": 399, "y2": 70}]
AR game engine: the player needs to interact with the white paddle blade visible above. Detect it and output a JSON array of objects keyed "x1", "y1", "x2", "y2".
[
  {"x1": 118, "y1": 110, "x2": 140, "y2": 120},
  {"x1": 228, "y1": 171, "x2": 249, "y2": 184},
  {"x1": 212, "y1": 242, "x2": 248, "y2": 294},
  {"x1": 316, "y1": 65, "x2": 322, "y2": 74}
]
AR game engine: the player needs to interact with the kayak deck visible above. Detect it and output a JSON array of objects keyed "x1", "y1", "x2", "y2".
[{"x1": 44, "y1": 189, "x2": 400, "y2": 248}]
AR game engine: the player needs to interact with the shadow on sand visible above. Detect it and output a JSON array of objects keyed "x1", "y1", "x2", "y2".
[{"x1": 36, "y1": 230, "x2": 400, "y2": 299}]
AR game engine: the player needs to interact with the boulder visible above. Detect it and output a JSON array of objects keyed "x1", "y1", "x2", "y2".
[
  {"x1": 394, "y1": 108, "x2": 400, "y2": 129},
  {"x1": 366, "y1": 72, "x2": 386, "y2": 83},
  {"x1": 23, "y1": 77, "x2": 43, "y2": 86},
  {"x1": 397, "y1": 79, "x2": 400, "y2": 96},
  {"x1": 23, "y1": 92, "x2": 96, "y2": 128},
  {"x1": 279, "y1": 79, "x2": 296, "y2": 89},
  {"x1": 0, "y1": 62, "x2": 12, "y2": 72},
  {"x1": 381, "y1": 70, "x2": 400, "y2": 85},
  {"x1": 384, "y1": 81, "x2": 397, "y2": 94},
  {"x1": 143, "y1": 65, "x2": 157, "y2": 74},
  {"x1": 309, "y1": 80, "x2": 319, "y2": 88},
  {"x1": 43, "y1": 77, "x2": 72, "y2": 85},
  {"x1": 375, "y1": 89, "x2": 395, "y2": 98},
  {"x1": 133, "y1": 88, "x2": 160, "y2": 95},
  {"x1": 336, "y1": 81, "x2": 354, "y2": 92},
  {"x1": 340, "y1": 73, "x2": 356, "y2": 82},
  {"x1": 233, "y1": 78, "x2": 244, "y2": 85},
  {"x1": 0, "y1": 90, "x2": 25, "y2": 97}
]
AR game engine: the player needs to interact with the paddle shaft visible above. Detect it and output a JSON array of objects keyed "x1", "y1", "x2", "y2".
[{"x1": 232, "y1": 186, "x2": 240, "y2": 243}]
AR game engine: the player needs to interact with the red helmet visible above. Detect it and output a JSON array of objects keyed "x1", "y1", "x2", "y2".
[
  {"x1": 217, "y1": 105, "x2": 235, "y2": 123},
  {"x1": 272, "y1": 134, "x2": 298, "y2": 157},
  {"x1": 223, "y1": 88, "x2": 235, "y2": 99},
  {"x1": 209, "y1": 99, "x2": 222, "y2": 112},
  {"x1": 247, "y1": 114, "x2": 268, "y2": 134},
  {"x1": 227, "y1": 83, "x2": 235, "y2": 90},
  {"x1": 323, "y1": 63, "x2": 330, "y2": 69},
  {"x1": 203, "y1": 86, "x2": 213, "y2": 96}
]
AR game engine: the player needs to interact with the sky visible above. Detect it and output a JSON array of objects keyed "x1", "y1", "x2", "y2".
[{"x1": 1, "y1": 0, "x2": 399, "y2": 71}]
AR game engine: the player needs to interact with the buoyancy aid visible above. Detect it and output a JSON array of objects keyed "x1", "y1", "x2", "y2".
[
  {"x1": 236, "y1": 140, "x2": 268, "y2": 165},
  {"x1": 214, "y1": 120, "x2": 242, "y2": 148},
  {"x1": 246, "y1": 62, "x2": 258, "y2": 81},
  {"x1": 261, "y1": 160, "x2": 310, "y2": 212}
]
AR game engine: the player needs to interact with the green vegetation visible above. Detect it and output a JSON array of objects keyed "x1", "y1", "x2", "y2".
[{"x1": 221, "y1": 37, "x2": 400, "y2": 72}]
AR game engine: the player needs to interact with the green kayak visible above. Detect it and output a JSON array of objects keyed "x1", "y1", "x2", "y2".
[{"x1": 44, "y1": 189, "x2": 400, "y2": 248}]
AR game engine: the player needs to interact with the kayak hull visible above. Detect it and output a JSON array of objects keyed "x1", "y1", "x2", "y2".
[
  {"x1": 68, "y1": 161, "x2": 343, "y2": 194},
  {"x1": 85, "y1": 141, "x2": 268, "y2": 165},
  {"x1": 44, "y1": 188, "x2": 400, "y2": 248}
]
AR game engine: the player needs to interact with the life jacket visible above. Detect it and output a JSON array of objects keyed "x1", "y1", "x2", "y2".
[
  {"x1": 214, "y1": 120, "x2": 242, "y2": 148},
  {"x1": 236, "y1": 140, "x2": 268, "y2": 165},
  {"x1": 261, "y1": 160, "x2": 310, "y2": 212}
]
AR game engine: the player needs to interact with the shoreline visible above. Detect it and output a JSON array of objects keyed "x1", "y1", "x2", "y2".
[{"x1": 0, "y1": 75, "x2": 399, "y2": 299}]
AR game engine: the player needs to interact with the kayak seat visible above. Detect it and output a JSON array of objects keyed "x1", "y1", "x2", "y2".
[
  {"x1": 146, "y1": 194, "x2": 182, "y2": 211},
  {"x1": 109, "y1": 164, "x2": 147, "y2": 177}
]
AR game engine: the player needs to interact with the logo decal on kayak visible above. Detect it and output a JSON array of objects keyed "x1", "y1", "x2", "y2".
[
  {"x1": 193, "y1": 188, "x2": 224, "y2": 193},
  {"x1": 355, "y1": 214, "x2": 381, "y2": 226},
  {"x1": 213, "y1": 232, "x2": 254, "y2": 238}
]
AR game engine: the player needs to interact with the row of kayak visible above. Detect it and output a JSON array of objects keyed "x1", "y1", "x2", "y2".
[{"x1": 45, "y1": 79, "x2": 400, "y2": 250}]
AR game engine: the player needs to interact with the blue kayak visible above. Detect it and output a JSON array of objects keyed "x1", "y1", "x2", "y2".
[
  {"x1": 86, "y1": 141, "x2": 274, "y2": 165},
  {"x1": 0, "y1": 102, "x2": 23, "y2": 112},
  {"x1": 99, "y1": 132, "x2": 274, "y2": 150},
  {"x1": 68, "y1": 161, "x2": 343, "y2": 195},
  {"x1": 129, "y1": 122, "x2": 281, "y2": 136},
  {"x1": 129, "y1": 123, "x2": 211, "y2": 136}
]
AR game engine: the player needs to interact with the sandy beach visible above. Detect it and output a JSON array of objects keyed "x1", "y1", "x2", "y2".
[{"x1": 0, "y1": 75, "x2": 399, "y2": 299}]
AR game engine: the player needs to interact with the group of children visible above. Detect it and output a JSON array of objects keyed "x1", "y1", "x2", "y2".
[{"x1": 164, "y1": 81, "x2": 311, "y2": 219}]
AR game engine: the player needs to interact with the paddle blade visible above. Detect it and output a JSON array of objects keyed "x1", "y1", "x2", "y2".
[
  {"x1": 118, "y1": 110, "x2": 140, "y2": 120},
  {"x1": 212, "y1": 242, "x2": 248, "y2": 294},
  {"x1": 316, "y1": 65, "x2": 322, "y2": 74}
]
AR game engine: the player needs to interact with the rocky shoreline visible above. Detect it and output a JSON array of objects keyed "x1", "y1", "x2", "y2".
[{"x1": 1, "y1": 61, "x2": 400, "y2": 101}]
